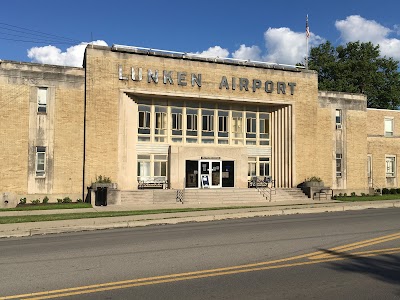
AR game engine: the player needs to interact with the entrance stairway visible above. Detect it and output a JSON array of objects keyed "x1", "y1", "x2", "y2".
[{"x1": 120, "y1": 188, "x2": 309, "y2": 205}]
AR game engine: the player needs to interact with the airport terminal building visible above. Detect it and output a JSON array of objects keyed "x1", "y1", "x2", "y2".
[{"x1": 1, "y1": 44, "x2": 399, "y2": 205}]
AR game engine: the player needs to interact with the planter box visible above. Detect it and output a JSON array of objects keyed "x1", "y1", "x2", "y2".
[
  {"x1": 90, "y1": 183, "x2": 117, "y2": 190},
  {"x1": 302, "y1": 181, "x2": 324, "y2": 188}
]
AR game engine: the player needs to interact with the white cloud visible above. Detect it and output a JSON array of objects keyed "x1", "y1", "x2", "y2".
[
  {"x1": 27, "y1": 40, "x2": 108, "y2": 67},
  {"x1": 335, "y1": 15, "x2": 391, "y2": 44},
  {"x1": 263, "y1": 27, "x2": 323, "y2": 65},
  {"x1": 191, "y1": 46, "x2": 229, "y2": 58},
  {"x1": 335, "y1": 15, "x2": 400, "y2": 60},
  {"x1": 231, "y1": 44, "x2": 261, "y2": 61}
]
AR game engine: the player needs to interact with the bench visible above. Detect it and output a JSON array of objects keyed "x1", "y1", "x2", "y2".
[
  {"x1": 138, "y1": 178, "x2": 168, "y2": 189},
  {"x1": 248, "y1": 176, "x2": 275, "y2": 188}
]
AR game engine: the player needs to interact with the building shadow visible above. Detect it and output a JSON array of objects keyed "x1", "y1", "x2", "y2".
[{"x1": 318, "y1": 248, "x2": 400, "y2": 296}]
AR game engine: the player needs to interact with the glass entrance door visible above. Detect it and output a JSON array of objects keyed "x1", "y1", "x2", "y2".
[{"x1": 199, "y1": 160, "x2": 222, "y2": 188}]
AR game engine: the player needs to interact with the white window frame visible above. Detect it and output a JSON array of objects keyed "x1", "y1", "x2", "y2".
[
  {"x1": 384, "y1": 117, "x2": 394, "y2": 137},
  {"x1": 246, "y1": 116, "x2": 257, "y2": 134},
  {"x1": 172, "y1": 112, "x2": 182, "y2": 130},
  {"x1": 155, "y1": 111, "x2": 167, "y2": 130},
  {"x1": 138, "y1": 108, "x2": 151, "y2": 129},
  {"x1": 202, "y1": 114, "x2": 214, "y2": 132},
  {"x1": 336, "y1": 153, "x2": 342, "y2": 177},
  {"x1": 386, "y1": 155, "x2": 396, "y2": 177},
  {"x1": 187, "y1": 114, "x2": 198, "y2": 131},
  {"x1": 37, "y1": 87, "x2": 47, "y2": 113},
  {"x1": 35, "y1": 146, "x2": 46, "y2": 177}
]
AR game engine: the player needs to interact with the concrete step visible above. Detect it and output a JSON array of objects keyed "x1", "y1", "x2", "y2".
[{"x1": 120, "y1": 188, "x2": 309, "y2": 205}]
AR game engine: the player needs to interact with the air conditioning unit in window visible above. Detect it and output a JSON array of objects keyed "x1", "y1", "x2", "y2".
[{"x1": 336, "y1": 124, "x2": 342, "y2": 130}]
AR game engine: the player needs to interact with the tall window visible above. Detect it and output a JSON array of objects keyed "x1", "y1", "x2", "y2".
[
  {"x1": 35, "y1": 146, "x2": 46, "y2": 177},
  {"x1": 154, "y1": 106, "x2": 167, "y2": 142},
  {"x1": 154, "y1": 155, "x2": 167, "y2": 178},
  {"x1": 218, "y1": 110, "x2": 229, "y2": 144},
  {"x1": 248, "y1": 157, "x2": 256, "y2": 177},
  {"x1": 201, "y1": 109, "x2": 214, "y2": 143},
  {"x1": 259, "y1": 113, "x2": 269, "y2": 145},
  {"x1": 232, "y1": 111, "x2": 243, "y2": 144},
  {"x1": 37, "y1": 87, "x2": 47, "y2": 113},
  {"x1": 171, "y1": 107, "x2": 183, "y2": 143},
  {"x1": 246, "y1": 112, "x2": 256, "y2": 145},
  {"x1": 336, "y1": 154, "x2": 342, "y2": 177},
  {"x1": 384, "y1": 117, "x2": 394, "y2": 137},
  {"x1": 259, "y1": 157, "x2": 270, "y2": 177},
  {"x1": 386, "y1": 156, "x2": 396, "y2": 177},
  {"x1": 335, "y1": 109, "x2": 342, "y2": 124},
  {"x1": 186, "y1": 108, "x2": 198, "y2": 143},
  {"x1": 137, "y1": 155, "x2": 151, "y2": 178},
  {"x1": 138, "y1": 105, "x2": 151, "y2": 142}
]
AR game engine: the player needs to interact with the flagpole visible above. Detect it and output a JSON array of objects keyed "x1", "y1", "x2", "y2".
[{"x1": 306, "y1": 14, "x2": 309, "y2": 70}]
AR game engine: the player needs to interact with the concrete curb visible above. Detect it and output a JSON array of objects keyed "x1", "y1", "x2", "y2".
[{"x1": 1, "y1": 201, "x2": 400, "y2": 238}]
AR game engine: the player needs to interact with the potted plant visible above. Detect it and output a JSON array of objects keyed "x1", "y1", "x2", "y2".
[{"x1": 302, "y1": 176, "x2": 324, "y2": 188}]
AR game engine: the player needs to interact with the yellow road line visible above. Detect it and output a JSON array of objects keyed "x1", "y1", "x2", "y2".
[
  {"x1": 0, "y1": 251, "x2": 322, "y2": 300},
  {"x1": 20, "y1": 247, "x2": 400, "y2": 300},
  {"x1": 2, "y1": 232, "x2": 399, "y2": 300},
  {"x1": 307, "y1": 232, "x2": 400, "y2": 259}
]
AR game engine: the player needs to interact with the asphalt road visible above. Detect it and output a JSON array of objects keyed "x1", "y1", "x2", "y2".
[{"x1": 1, "y1": 208, "x2": 400, "y2": 299}]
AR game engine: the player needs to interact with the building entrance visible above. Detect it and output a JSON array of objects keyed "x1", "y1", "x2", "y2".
[
  {"x1": 185, "y1": 160, "x2": 235, "y2": 188},
  {"x1": 199, "y1": 160, "x2": 221, "y2": 188}
]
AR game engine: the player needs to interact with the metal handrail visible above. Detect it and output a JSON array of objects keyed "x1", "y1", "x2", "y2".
[
  {"x1": 176, "y1": 189, "x2": 184, "y2": 203},
  {"x1": 253, "y1": 178, "x2": 276, "y2": 202}
]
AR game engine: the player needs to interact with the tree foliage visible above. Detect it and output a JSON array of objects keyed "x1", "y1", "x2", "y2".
[{"x1": 308, "y1": 41, "x2": 400, "y2": 109}]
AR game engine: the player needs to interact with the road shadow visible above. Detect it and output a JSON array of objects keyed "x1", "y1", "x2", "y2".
[{"x1": 318, "y1": 248, "x2": 400, "y2": 296}]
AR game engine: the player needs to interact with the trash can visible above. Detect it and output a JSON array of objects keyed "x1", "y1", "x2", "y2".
[{"x1": 95, "y1": 187, "x2": 108, "y2": 206}]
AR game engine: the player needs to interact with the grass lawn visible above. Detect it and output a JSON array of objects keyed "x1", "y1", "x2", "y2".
[
  {"x1": 335, "y1": 194, "x2": 400, "y2": 201},
  {"x1": 0, "y1": 203, "x2": 92, "y2": 211},
  {"x1": 0, "y1": 206, "x2": 258, "y2": 224}
]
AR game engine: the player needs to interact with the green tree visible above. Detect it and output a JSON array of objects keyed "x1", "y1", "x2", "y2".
[{"x1": 308, "y1": 41, "x2": 400, "y2": 109}]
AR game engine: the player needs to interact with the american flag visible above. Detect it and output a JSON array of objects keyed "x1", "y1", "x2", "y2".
[{"x1": 306, "y1": 15, "x2": 310, "y2": 38}]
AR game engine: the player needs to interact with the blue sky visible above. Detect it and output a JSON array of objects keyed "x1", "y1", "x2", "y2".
[{"x1": 1, "y1": 0, "x2": 400, "y2": 67}]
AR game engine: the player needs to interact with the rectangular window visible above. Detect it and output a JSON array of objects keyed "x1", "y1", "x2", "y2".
[
  {"x1": 202, "y1": 115, "x2": 214, "y2": 132},
  {"x1": 154, "y1": 155, "x2": 167, "y2": 178},
  {"x1": 138, "y1": 105, "x2": 151, "y2": 129},
  {"x1": 219, "y1": 115, "x2": 228, "y2": 133},
  {"x1": 172, "y1": 112, "x2": 182, "y2": 130},
  {"x1": 336, "y1": 154, "x2": 342, "y2": 177},
  {"x1": 218, "y1": 110, "x2": 229, "y2": 140},
  {"x1": 37, "y1": 87, "x2": 47, "y2": 113},
  {"x1": 259, "y1": 157, "x2": 270, "y2": 177},
  {"x1": 259, "y1": 113, "x2": 270, "y2": 145},
  {"x1": 384, "y1": 117, "x2": 394, "y2": 137},
  {"x1": 248, "y1": 157, "x2": 256, "y2": 177},
  {"x1": 335, "y1": 109, "x2": 342, "y2": 124},
  {"x1": 386, "y1": 156, "x2": 396, "y2": 177},
  {"x1": 35, "y1": 146, "x2": 46, "y2": 177},
  {"x1": 137, "y1": 155, "x2": 151, "y2": 178}
]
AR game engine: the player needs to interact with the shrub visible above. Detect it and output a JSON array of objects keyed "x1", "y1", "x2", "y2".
[
  {"x1": 43, "y1": 196, "x2": 49, "y2": 204},
  {"x1": 95, "y1": 175, "x2": 112, "y2": 184},
  {"x1": 76, "y1": 198, "x2": 83, "y2": 203},
  {"x1": 390, "y1": 188, "x2": 397, "y2": 194},
  {"x1": 382, "y1": 188, "x2": 390, "y2": 195},
  {"x1": 397, "y1": 188, "x2": 400, "y2": 194},
  {"x1": 31, "y1": 199, "x2": 40, "y2": 205},
  {"x1": 343, "y1": 193, "x2": 347, "y2": 197},
  {"x1": 62, "y1": 197, "x2": 72, "y2": 203},
  {"x1": 361, "y1": 193, "x2": 366, "y2": 197},
  {"x1": 57, "y1": 198, "x2": 63, "y2": 203},
  {"x1": 338, "y1": 193, "x2": 343, "y2": 197},
  {"x1": 376, "y1": 188, "x2": 381, "y2": 194},
  {"x1": 350, "y1": 192, "x2": 356, "y2": 197},
  {"x1": 19, "y1": 197, "x2": 27, "y2": 205}
]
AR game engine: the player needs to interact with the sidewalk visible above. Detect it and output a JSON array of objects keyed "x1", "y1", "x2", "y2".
[{"x1": 1, "y1": 199, "x2": 400, "y2": 238}]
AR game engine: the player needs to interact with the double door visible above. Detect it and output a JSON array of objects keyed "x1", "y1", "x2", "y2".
[{"x1": 199, "y1": 160, "x2": 222, "y2": 188}]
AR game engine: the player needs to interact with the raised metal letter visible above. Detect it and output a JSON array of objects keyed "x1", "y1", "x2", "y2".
[
  {"x1": 148, "y1": 69, "x2": 159, "y2": 84},
  {"x1": 163, "y1": 71, "x2": 174, "y2": 85},
  {"x1": 191, "y1": 74, "x2": 202, "y2": 87},
  {"x1": 288, "y1": 82, "x2": 296, "y2": 95},
  {"x1": 178, "y1": 72, "x2": 187, "y2": 86},
  {"x1": 219, "y1": 76, "x2": 229, "y2": 90}
]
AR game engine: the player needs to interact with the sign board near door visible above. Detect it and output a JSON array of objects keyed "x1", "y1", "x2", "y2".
[{"x1": 201, "y1": 174, "x2": 210, "y2": 188}]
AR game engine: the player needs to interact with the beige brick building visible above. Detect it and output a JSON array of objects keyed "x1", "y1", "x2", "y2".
[{"x1": 1, "y1": 44, "x2": 399, "y2": 205}]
